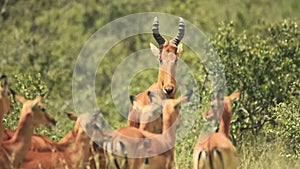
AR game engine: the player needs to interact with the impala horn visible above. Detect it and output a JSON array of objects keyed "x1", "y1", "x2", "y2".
[
  {"x1": 152, "y1": 17, "x2": 166, "y2": 47},
  {"x1": 171, "y1": 17, "x2": 185, "y2": 46}
]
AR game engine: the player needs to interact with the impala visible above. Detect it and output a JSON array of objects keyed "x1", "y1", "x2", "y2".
[
  {"x1": 3, "y1": 111, "x2": 92, "y2": 153},
  {"x1": 64, "y1": 112, "x2": 111, "y2": 169},
  {"x1": 2, "y1": 90, "x2": 64, "y2": 153},
  {"x1": 106, "y1": 90, "x2": 192, "y2": 169},
  {"x1": 193, "y1": 91, "x2": 240, "y2": 169},
  {"x1": 0, "y1": 92, "x2": 57, "y2": 169},
  {"x1": 3, "y1": 129, "x2": 59, "y2": 151},
  {"x1": 22, "y1": 112, "x2": 102, "y2": 169},
  {"x1": 20, "y1": 111, "x2": 110, "y2": 169},
  {"x1": 128, "y1": 17, "x2": 185, "y2": 133}
]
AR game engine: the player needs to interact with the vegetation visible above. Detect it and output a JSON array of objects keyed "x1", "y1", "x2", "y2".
[{"x1": 0, "y1": 0, "x2": 299, "y2": 168}]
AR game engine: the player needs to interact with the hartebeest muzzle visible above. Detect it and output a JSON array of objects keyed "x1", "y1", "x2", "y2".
[{"x1": 163, "y1": 84, "x2": 175, "y2": 95}]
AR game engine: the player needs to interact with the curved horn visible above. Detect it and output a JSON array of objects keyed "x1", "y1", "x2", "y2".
[
  {"x1": 171, "y1": 17, "x2": 185, "y2": 46},
  {"x1": 152, "y1": 17, "x2": 166, "y2": 46}
]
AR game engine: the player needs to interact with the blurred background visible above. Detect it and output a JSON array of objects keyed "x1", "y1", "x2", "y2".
[{"x1": 0, "y1": 0, "x2": 299, "y2": 168}]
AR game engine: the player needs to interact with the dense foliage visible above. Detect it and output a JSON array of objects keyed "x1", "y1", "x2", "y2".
[
  {"x1": 0, "y1": 0, "x2": 299, "y2": 168},
  {"x1": 212, "y1": 20, "x2": 299, "y2": 143}
]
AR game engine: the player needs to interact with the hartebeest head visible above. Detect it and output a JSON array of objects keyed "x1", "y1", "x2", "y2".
[{"x1": 150, "y1": 17, "x2": 185, "y2": 98}]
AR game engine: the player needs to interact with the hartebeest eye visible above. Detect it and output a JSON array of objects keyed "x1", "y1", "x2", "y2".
[{"x1": 41, "y1": 107, "x2": 46, "y2": 112}]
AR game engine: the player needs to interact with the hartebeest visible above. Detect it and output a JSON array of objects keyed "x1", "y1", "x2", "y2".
[
  {"x1": 106, "y1": 90, "x2": 192, "y2": 169},
  {"x1": 0, "y1": 93, "x2": 57, "y2": 169},
  {"x1": 0, "y1": 75, "x2": 13, "y2": 145},
  {"x1": 128, "y1": 17, "x2": 185, "y2": 133},
  {"x1": 193, "y1": 91, "x2": 240, "y2": 169}
]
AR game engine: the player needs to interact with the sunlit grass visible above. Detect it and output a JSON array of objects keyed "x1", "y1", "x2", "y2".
[
  {"x1": 238, "y1": 139, "x2": 300, "y2": 169},
  {"x1": 175, "y1": 137, "x2": 300, "y2": 169}
]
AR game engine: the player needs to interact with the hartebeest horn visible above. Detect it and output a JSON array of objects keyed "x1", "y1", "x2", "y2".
[
  {"x1": 171, "y1": 17, "x2": 185, "y2": 46},
  {"x1": 152, "y1": 17, "x2": 166, "y2": 46}
]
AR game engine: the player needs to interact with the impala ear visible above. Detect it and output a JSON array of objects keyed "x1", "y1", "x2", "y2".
[
  {"x1": 129, "y1": 95, "x2": 136, "y2": 105},
  {"x1": 148, "y1": 91, "x2": 163, "y2": 106},
  {"x1": 0, "y1": 75, "x2": 8, "y2": 87},
  {"x1": 31, "y1": 95, "x2": 45, "y2": 111},
  {"x1": 174, "y1": 90, "x2": 193, "y2": 109},
  {"x1": 35, "y1": 96, "x2": 44, "y2": 103},
  {"x1": 65, "y1": 112, "x2": 78, "y2": 121},
  {"x1": 176, "y1": 44, "x2": 183, "y2": 55},
  {"x1": 40, "y1": 92, "x2": 48, "y2": 100},
  {"x1": 130, "y1": 95, "x2": 143, "y2": 110},
  {"x1": 215, "y1": 89, "x2": 225, "y2": 107},
  {"x1": 11, "y1": 90, "x2": 26, "y2": 104},
  {"x1": 147, "y1": 91, "x2": 153, "y2": 103},
  {"x1": 150, "y1": 43, "x2": 160, "y2": 59}
]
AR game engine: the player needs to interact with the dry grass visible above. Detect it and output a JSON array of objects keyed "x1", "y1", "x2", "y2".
[{"x1": 174, "y1": 138, "x2": 300, "y2": 169}]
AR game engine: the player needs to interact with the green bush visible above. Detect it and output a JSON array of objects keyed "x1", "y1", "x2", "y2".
[
  {"x1": 263, "y1": 102, "x2": 300, "y2": 158},
  {"x1": 210, "y1": 20, "x2": 299, "y2": 145}
]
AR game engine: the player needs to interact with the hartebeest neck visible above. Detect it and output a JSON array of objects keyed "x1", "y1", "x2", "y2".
[{"x1": 218, "y1": 102, "x2": 232, "y2": 138}]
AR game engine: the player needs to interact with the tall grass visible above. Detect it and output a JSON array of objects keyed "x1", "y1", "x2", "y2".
[
  {"x1": 238, "y1": 139, "x2": 300, "y2": 169},
  {"x1": 175, "y1": 137, "x2": 300, "y2": 169}
]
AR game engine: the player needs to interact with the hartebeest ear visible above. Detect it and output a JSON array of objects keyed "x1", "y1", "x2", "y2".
[
  {"x1": 150, "y1": 43, "x2": 160, "y2": 58},
  {"x1": 177, "y1": 43, "x2": 183, "y2": 55},
  {"x1": 174, "y1": 90, "x2": 193, "y2": 109}
]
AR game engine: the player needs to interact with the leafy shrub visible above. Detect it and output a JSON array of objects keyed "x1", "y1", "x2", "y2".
[
  {"x1": 210, "y1": 20, "x2": 299, "y2": 144},
  {"x1": 263, "y1": 102, "x2": 300, "y2": 158}
]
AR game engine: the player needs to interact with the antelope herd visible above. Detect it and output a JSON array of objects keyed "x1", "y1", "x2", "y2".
[{"x1": 0, "y1": 17, "x2": 240, "y2": 169}]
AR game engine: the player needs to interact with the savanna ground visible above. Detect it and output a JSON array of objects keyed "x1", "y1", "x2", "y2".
[{"x1": 0, "y1": 0, "x2": 299, "y2": 168}]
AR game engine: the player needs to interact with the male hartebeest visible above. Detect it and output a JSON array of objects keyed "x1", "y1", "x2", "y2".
[{"x1": 128, "y1": 17, "x2": 185, "y2": 133}]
